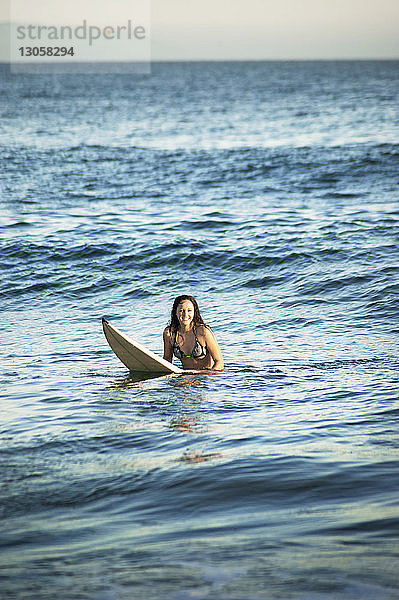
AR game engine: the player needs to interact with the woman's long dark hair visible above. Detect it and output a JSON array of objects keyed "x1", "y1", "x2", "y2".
[{"x1": 168, "y1": 295, "x2": 206, "y2": 334}]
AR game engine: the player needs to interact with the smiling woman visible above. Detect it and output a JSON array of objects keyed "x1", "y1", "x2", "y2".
[{"x1": 163, "y1": 295, "x2": 224, "y2": 371}]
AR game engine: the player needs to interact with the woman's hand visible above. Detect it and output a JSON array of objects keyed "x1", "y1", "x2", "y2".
[{"x1": 163, "y1": 327, "x2": 174, "y2": 362}]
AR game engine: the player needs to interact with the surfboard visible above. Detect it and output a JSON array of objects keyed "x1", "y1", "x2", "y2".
[{"x1": 102, "y1": 317, "x2": 183, "y2": 374}]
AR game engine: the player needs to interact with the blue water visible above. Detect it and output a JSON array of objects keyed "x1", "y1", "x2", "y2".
[{"x1": 1, "y1": 61, "x2": 399, "y2": 599}]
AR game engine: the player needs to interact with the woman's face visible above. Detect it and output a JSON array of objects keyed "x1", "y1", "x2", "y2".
[{"x1": 176, "y1": 300, "x2": 195, "y2": 328}]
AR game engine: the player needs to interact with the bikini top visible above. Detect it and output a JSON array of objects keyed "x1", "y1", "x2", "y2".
[{"x1": 173, "y1": 328, "x2": 207, "y2": 360}]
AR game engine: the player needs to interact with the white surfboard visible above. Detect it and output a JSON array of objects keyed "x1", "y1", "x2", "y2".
[{"x1": 102, "y1": 317, "x2": 183, "y2": 374}]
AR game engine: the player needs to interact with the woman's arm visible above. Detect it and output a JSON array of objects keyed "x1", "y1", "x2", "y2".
[
  {"x1": 163, "y1": 327, "x2": 174, "y2": 362},
  {"x1": 204, "y1": 327, "x2": 224, "y2": 371}
]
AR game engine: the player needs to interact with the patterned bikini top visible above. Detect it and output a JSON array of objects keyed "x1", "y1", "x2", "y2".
[{"x1": 173, "y1": 328, "x2": 207, "y2": 360}]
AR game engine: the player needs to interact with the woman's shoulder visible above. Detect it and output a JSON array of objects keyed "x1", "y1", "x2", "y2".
[{"x1": 196, "y1": 324, "x2": 213, "y2": 337}]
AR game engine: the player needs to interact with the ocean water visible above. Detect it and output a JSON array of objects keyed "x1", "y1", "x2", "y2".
[{"x1": 1, "y1": 61, "x2": 399, "y2": 599}]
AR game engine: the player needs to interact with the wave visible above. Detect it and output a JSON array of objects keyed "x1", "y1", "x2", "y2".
[
  {"x1": 1, "y1": 230, "x2": 397, "y2": 317},
  {"x1": 3, "y1": 446, "x2": 396, "y2": 522},
  {"x1": 0, "y1": 241, "x2": 118, "y2": 261}
]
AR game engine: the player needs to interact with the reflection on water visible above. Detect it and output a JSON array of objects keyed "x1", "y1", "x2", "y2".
[
  {"x1": 169, "y1": 374, "x2": 210, "y2": 387},
  {"x1": 178, "y1": 450, "x2": 224, "y2": 464},
  {"x1": 109, "y1": 370, "x2": 221, "y2": 387},
  {"x1": 110, "y1": 372, "x2": 174, "y2": 386},
  {"x1": 101, "y1": 368, "x2": 226, "y2": 467},
  {"x1": 170, "y1": 415, "x2": 201, "y2": 433}
]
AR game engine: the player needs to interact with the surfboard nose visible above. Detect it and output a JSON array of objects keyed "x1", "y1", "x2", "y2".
[{"x1": 102, "y1": 317, "x2": 109, "y2": 325}]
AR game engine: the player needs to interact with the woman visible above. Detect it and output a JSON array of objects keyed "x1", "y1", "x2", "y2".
[{"x1": 163, "y1": 295, "x2": 224, "y2": 371}]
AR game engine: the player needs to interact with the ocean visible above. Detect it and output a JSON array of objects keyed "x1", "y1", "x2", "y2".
[{"x1": 0, "y1": 60, "x2": 398, "y2": 599}]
